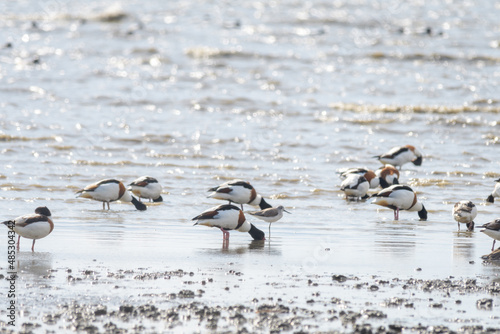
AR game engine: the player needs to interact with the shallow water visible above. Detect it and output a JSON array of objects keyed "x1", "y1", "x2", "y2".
[{"x1": 1, "y1": 0, "x2": 500, "y2": 332}]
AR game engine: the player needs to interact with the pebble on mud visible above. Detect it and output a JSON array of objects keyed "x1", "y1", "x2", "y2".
[
  {"x1": 476, "y1": 298, "x2": 493, "y2": 310},
  {"x1": 332, "y1": 274, "x2": 348, "y2": 282}
]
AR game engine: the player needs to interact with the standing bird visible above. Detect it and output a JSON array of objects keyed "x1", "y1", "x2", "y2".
[
  {"x1": 247, "y1": 205, "x2": 291, "y2": 235},
  {"x1": 340, "y1": 174, "x2": 370, "y2": 200},
  {"x1": 128, "y1": 176, "x2": 163, "y2": 202},
  {"x1": 452, "y1": 200, "x2": 477, "y2": 231},
  {"x1": 339, "y1": 168, "x2": 380, "y2": 189},
  {"x1": 371, "y1": 184, "x2": 427, "y2": 220},
  {"x1": 2, "y1": 207, "x2": 54, "y2": 251},
  {"x1": 76, "y1": 179, "x2": 147, "y2": 211},
  {"x1": 192, "y1": 204, "x2": 265, "y2": 241},
  {"x1": 478, "y1": 219, "x2": 500, "y2": 251},
  {"x1": 207, "y1": 180, "x2": 272, "y2": 210},
  {"x1": 376, "y1": 165, "x2": 400, "y2": 188},
  {"x1": 486, "y1": 178, "x2": 500, "y2": 203},
  {"x1": 374, "y1": 145, "x2": 423, "y2": 169}
]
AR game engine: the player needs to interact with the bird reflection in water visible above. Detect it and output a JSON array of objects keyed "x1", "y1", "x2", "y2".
[{"x1": 220, "y1": 239, "x2": 266, "y2": 252}]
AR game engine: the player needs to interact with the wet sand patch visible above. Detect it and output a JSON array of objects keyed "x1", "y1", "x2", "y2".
[{"x1": 3, "y1": 265, "x2": 500, "y2": 333}]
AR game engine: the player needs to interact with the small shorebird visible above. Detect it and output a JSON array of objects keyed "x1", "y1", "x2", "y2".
[
  {"x1": 376, "y1": 165, "x2": 400, "y2": 188},
  {"x1": 452, "y1": 200, "x2": 477, "y2": 231},
  {"x1": 339, "y1": 168, "x2": 379, "y2": 189},
  {"x1": 207, "y1": 179, "x2": 272, "y2": 210},
  {"x1": 247, "y1": 205, "x2": 291, "y2": 235},
  {"x1": 76, "y1": 179, "x2": 147, "y2": 211},
  {"x1": 371, "y1": 184, "x2": 427, "y2": 220},
  {"x1": 478, "y1": 219, "x2": 500, "y2": 251},
  {"x1": 340, "y1": 174, "x2": 370, "y2": 200},
  {"x1": 2, "y1": 207, "x2": 54, "y2": 251},
  {"x1": 486, "y1": 178, "x2": 500, "y2": 203},
  {"x1": 192, "y1": 204, "x2": 265, "y2": 241},
  {"x1": 128, "y1": 176, "x2": 163, "y2": 202},
  {"x1": 374, "y1": 145, "x2": 422, "y2": 168}
]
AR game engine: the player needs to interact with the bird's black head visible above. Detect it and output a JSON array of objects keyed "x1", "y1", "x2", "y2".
[
  {"x1": 412, "y1": 156, "x2": 423, "y2": 166},
  {"x1": 487, "y1": 195, "x2": 495, "y2": 203},
  {"x1": 153, "y1": 195, "x2": 163, "y2": 203},
  {"x1": 248, "y1": 224, "x2": 265, "y2": 240},
  {"x1": 259, "y1": 198, "x2": 272, "y2": 210},
  {"x1": 466, "y1": 221, "x2": 474, "y2": 232},
  {"x1": 35, "y1": 206, "x2": 51, "y2": 217},
  {"x1": 418, "y1": 205, "x2": 427, "y2": 221},
  {"x1": 131, "y1": 197, "x2": 147, "y2": 211}
]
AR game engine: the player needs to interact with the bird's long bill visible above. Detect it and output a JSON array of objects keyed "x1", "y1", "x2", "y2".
[
  {"x1": 193, "y1": 221, "x2": 212, "y2": 227},
  {"x1": 76, "y1": 192, "x2": 93, "y2": 199},
  {"x1": 372, "y1": 199, "x2": 389, "y2": 207},
  {"x1": 2, "y1": 221, "x2": 15, "y2": 229}
]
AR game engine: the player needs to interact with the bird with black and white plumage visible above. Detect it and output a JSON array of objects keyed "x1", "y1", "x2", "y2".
[
  {"x1": 207, "y1": 179, "x2": 272, "y2": 210},
  {"x1": 128, "y1": 176, "x2": 163, "y2": 202},
  {"x1": 76, "y1": 179, "x2": 147, "y2": 211},
  {"x1": 478, "y1": 219, "x2": 500, "y2": 251},
  {"x1": 2, "y1": 206, "x2": 54, "y2": 252},
  {"x1": 340, "y1": 174, "x2": 370, "y2": 200},
  {"x1": 247, "y1": 205, "x2": 291, "y2": 235},
  {"x1": 339, "y1": 167, "x2": 380, "y2": 189},
  {"x1": 486, "y1": 178, "x2": 500, "y2": 203},
  {"x1": 374, "y1": 145, "x2": 423, "y2": 169},
  {"x1": 192, "y1": 204, "x2": 265, "y2": 241},
  {"x1": 371, "y1": 184, "x2": 427, "y2": 220},
  {"x1": 452, "y1": 200, "x2": 477, "y2": 231},
  {"x1": 375, "y1": 164, "x2": 400, "y2": 188}
]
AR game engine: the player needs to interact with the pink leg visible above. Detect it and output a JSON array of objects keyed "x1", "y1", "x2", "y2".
[
  {"x1": 394, "y1": 208, "x2": 399, "y2": 220},
  {"x1": 31, "y1": 240, "x2": 36, "y2": 252},
  {"x1": 17, "y1": 235, "x2": 20, "y2": 250},
  {"x1": 219, "y1": 228, "x2": 230, "y2": 240}
]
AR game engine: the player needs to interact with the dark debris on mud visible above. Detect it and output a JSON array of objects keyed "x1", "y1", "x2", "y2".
[
  {"x1": 2, "y1": 269, "x2": 500, "y2": 334},
  {"x1": 2, "y1": 300, "x2": 500, "y2": 334}
]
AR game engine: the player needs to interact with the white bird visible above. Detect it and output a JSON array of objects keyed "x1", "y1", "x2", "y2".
[
  {"x1": 339, "y1": 168, "x2": 380, "y2": 189},
  {"x1": 486, "y1": 178, "x2": 500, "y2": 203},
  {"x1": 371, "y1": 184, "x2": 427, "y2": 220},
  {"x1": 192, "y1": 204, "x2": 265, "y2": 241},
  {"x1": 2, "y1": 207, "x2": 54, "y2": 251},
  {"x1": 128, "y1": 176, "x2": 163, "y2": 202},
  {"x1": 375, "y1": 165, "x2": 400, "y2": 188},
  {"x1": 207, "y1": 179, "x2": 272, "y2": 210},
  {"x1": 478, "y1": 219, "x2": 500, "y2": 251},
  {"x1": 340, "y1": 174, "x2": 370, "y2": 200},
  {"x1": 374, "y1": 145, "x2": 422, "y2": 168},
  {"x1": 452, "y1": 200, "x2": 477, "y2": 231},
  {"x1": 76, "y1": 179, "x2": 147, "y2": 211},
  {"x1": 247, "y1": 205, "x2": 291, "y2": 235}
]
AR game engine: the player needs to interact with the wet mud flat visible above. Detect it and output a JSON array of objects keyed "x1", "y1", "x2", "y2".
[{"x1": 2, "y1": 263, "x2": 500, "y2": 334}]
